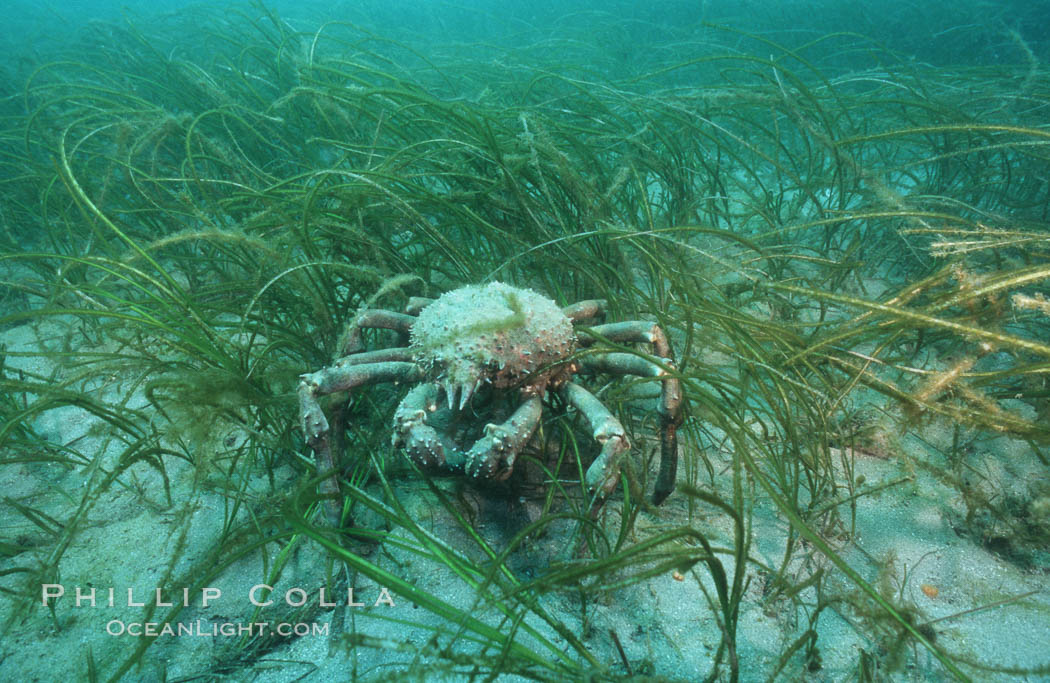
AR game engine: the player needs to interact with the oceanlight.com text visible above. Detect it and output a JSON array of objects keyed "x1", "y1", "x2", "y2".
[{"x1": 105, "y1": 619, "x2": 330, "y2": 638}]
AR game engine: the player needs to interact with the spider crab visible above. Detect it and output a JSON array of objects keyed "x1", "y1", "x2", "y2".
[{"x1": 298, "y1": 282, "x2": 682, "y2": 524}]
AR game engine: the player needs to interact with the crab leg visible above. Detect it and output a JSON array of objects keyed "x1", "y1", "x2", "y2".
[
  {"x1": 581, "y1": 321, "x2": 673, "y2": 358},
  {"x1": 557, "y1": 381, "x2": 631, "y2": 505},
  {"x1": 392, "y1": 383, "x2": 467, "y2": 472},
  {"x1": 464, "y1": 395, "x2": 544, "y2": 482},
  {"x1": 405, "y1": 296, "x2": 435, "y2": 315},
  {"x1": 576, "y1": 321, "x2": 683, "y2": 505},
  {"x1": 395, "y1": 388, "x2": 544, "y2": 482},
  {"x1": 340, "y1": 309, "x2": 418, "y2": 355},
  {"x1": 562, "y1": 298, "x2": 607, "y2": 323},
  {"x1": 298, "y1": 361, "x2": 421, "y2": 525},
  {"x1": 332, "y1": 347, "x2": 414, "y2": 366}
]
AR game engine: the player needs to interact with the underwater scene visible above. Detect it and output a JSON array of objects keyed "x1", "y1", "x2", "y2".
[{"x1": 1, "y1": 0, "x2": 1049, "y2": 680}]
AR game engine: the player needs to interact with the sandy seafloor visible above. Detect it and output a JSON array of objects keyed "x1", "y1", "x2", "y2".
[{"x1": 1, "y1": 258, "x2": 1048, "y2": 682}]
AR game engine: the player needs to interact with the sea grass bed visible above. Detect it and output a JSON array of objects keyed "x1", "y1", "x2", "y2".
[{"x1": 1, "y1": 1, "x2": 1048, "y2": 680}]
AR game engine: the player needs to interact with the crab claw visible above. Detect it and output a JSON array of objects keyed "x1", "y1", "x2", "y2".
[
  {"x1": 394, "y1": 383, "x2": 466, "y2": 472},
  {"x1": 464, "y1": 395, "x2": 543, "y2": 481}
]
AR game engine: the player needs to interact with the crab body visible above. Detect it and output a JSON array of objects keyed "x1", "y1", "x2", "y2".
[
  {"x1": 298, "y1": 281, "x2": 683, "y2": 526},
  {"x1": 409, "y1": 282, "x2": 576, "y2": 402}
]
